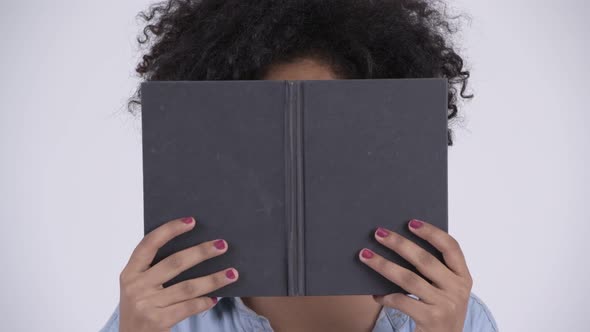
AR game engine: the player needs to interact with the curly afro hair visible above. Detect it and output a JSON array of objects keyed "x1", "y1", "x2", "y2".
[{"x1": 128, "y1": 0, "x2": 473, "y2": 145}]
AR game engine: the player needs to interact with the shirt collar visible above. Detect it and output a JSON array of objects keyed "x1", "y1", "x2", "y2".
[{"x1": 222, "y1": 297, "x2": 409, "y2": 332}]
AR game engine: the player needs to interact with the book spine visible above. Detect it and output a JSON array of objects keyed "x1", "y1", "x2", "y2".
[{"x1": 285, "y1": 80, "x2": 306, "y2": 296}]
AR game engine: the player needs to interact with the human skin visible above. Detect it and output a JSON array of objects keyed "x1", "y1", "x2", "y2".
[{"x1": 118, "y1": 57, "x2": 472, "y2": 332}]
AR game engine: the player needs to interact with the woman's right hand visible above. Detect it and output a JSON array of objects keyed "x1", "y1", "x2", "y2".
[{"x1": 118, "y1": 216, "x2": 239, "y2": 332}]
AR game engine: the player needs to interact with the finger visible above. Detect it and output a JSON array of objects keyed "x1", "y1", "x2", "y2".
[
  {"x1": 374, "y1": 227, "x2": 456, "y2": 289},
  {"x1": 359, "y1": 248, "x2": 442, "y2": 305},
  {"x1": 123, "y1": 217, "x2": 196, "y2": 274},
  {"x1": 407, "y1": 219, "x2": 470, "y2": 278},
  {"x1": 373, "y1": 293, "x2": 430, "y2": 323},
  {"x1": 152, "y1": 267, "x2": 239, "y2": 307},
  {"x1": 159, "y1": 296, "x2": 218, "y2": 328},
  {"x1": 143, "y1": 239, "x2": 229, "y2": 286}
]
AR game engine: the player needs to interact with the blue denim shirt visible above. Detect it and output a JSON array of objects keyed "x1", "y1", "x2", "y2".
[{"x1": 100, "y1": 292, "x2": 498, "y2": 331}]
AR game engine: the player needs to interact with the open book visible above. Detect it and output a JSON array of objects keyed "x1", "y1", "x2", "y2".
[{"x1": 141, "y1": 78, "x2": 448, "y2": 297}]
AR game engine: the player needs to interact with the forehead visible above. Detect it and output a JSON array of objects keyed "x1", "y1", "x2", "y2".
[{"x1": 261, "y1": 57, "x2": 340, "y2": 80}]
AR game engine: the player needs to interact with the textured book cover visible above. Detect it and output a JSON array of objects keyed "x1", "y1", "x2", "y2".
[{"x1": 141, "y1": 78, "x2": 448, "y2": 297}]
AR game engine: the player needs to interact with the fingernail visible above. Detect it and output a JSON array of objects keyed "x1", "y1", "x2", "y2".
[
  {"x1": 181, "y1": 217, "x2": 194, "y2": 224},
  {"x1": 361, "y1": 248, "x2": 374, "y2": 259},
  {"x1": 226, "y1": 268, "x2": 237, "y2": 280},
  {"x1": 409, "y1": 219, "x2": 424, "y2": 229},
  {"x1": 213, "y1": 239, "x2": 226, "y2": 250},
  {"x1": 375, "y1": 227, "x2": 389, "y2": 238},
  {"x1": 210, "y1": 297, "x2": 218, "y2": 304}
]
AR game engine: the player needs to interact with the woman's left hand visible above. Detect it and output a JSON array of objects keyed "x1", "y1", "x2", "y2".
[{"x1": 359, "y1": 219, "x2": 472, "y2": 332}]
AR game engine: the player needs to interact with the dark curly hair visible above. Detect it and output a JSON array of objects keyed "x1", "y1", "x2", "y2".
[{"x1": 128, "y1": 0, "x2": 473, "y2": 145}]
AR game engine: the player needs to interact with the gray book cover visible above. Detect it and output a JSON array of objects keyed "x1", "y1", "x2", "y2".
[{"x1": 141, "y1": 78, "x2": 448, "y2": 297}]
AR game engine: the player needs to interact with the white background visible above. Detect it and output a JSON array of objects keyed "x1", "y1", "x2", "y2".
[{"x1": 1, "y1": 0, "x2": 588, "y2": 331}]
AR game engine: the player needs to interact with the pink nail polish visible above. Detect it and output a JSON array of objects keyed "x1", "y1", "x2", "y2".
[
  {"x1": 361, "y1": 248, "x2": 374, "y2": 259},
  {"x1": 409, "y1": 219, "x2": 424, "y2": 229},
  {"x1": 210, "y1": 297, "x2": 218, "y2": 304},
  {"x1": 226, "y1": 269, "x2": 236, "y2": 280},
  {"x1": 181, "y1": 217, "x2": 193, "y2": 224},
  {"x1": 213, "y1": 239, "x2": 226, "y2": 250},
  {"x1": 375, "y1": 227, "x2": 389, "y2": 238}
]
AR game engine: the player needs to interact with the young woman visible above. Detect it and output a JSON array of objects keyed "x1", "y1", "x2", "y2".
[{"x1": 101, "y1": 0, "x2": 498, "y2": 331}]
